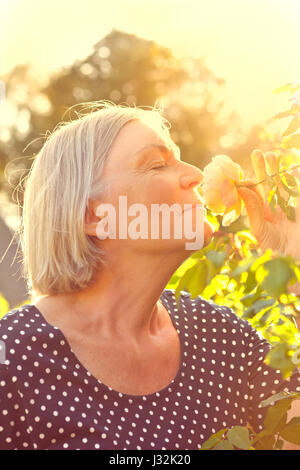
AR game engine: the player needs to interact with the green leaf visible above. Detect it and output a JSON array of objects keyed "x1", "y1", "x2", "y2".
[
  {"x1": 191, "y1": 236, "x2": 218, "y2": 258},
  {"x1": 213, "y1": 440, "x2": 234, "y2": 450},
  {"x1": 219, "y1": 215, "x2": 248, "y2": 233},
  {"x1": 274, "y1": 108, "x2": 300, "y2": 119},
  {"x1": 175, "y1": 262, "x2": 207, "y2": 301},
  {"x1": 240, "y1": 286, "x2": 264, "y2": 307},
  {"x1": 259, "y1": 391, "x2": 300, "y2": 408},
  {"x1": 205, "y1": 258, "x2": 222, "y2": 282},
  {"x1": 284, "y1": 172, "x2": 298, "y2": 188},
  {"x1": 236, "y1": 230, "x2": 258, "y2": 245},
  {"x1": 280, "y1": 175, "x2": 300, "y2": 197},
  {"x1": 280, "y1": 418, "x2": 300, "y2": 445},
  {"x1": 264, "y1": 398, "x2": 292, "y2": 433},
  {"x1": 206, "y1": 211, "x2": 220, "y2": 232},
  {"x1": 231, "y1": 258, "x2": 257, "y2": 278},
  {"x1": 206, "y1": 250, "x2": 227, "y2": 268},
  {"x1": 253, "y1": 435, "x2": 276, "y2": 450},
  {"x1": 258, "y1": 307, "x2": 275, "y2": 326},
  {"x1": 228, "y1": 258, "x2": 240, "y2": 274},
  {"x1": 191, "y1": 262, "x2": 209, "y2": 297},
  {"x1": 285, "y1": 205, "x2": 296, "y2": 222},
  {"x1": 175, "y1": 267, "x2": 195, "y2": 302},
  {"x1": 250, "y1": 249, "x2": 273, "y2": 272},
  {"x1": 268, "y1": 188, "x2": 277, "y2": 214},
  {"x1": 227, "y1": 426, "x2": 251, "y2": 450},
  {"x1": 0, "y1": 295, "x2": 9, "y2": 319},
  {"x1": 282, "y1": 117, "x2": 300, "y2": 138},
  {"x1": 200, "y1": 428, "x2": 228, "y2": 450},
  {"x1": 264, "y1": 343, "x2": 295, "y2": 379},
  {"x1": 276, "y1": 191, "x2": 288, "y2": 210},
  {"x1": 262, "y1": 258, "x2": 294, "y2": 298},
  {"x1": 273, "y1": 83, "x2": 294, "y2": 94},
  {"x1": 282, "y1": 133, "x2": 300, "y2": 150},
  {"x1": 166, "y1": 274, "x2": 180, "y2": 289},
  {"x1": 275, "y1": 439, "x2": 284, "y2": 450},
  {"x1": 244, "y1": 270, "x2": 257, "y2": 294},
  {"x1": 242, "y1": 298, "x2": 276, "y2": 320}
]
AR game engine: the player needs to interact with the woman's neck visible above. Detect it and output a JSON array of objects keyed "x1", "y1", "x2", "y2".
[{"x1": 35, "y1": 248, "x2": 188, "y2": 344}]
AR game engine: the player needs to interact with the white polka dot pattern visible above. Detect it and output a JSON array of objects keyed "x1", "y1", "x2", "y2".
[{"x1": 0, "y1": 289, "x2": 300, "y2": 450}]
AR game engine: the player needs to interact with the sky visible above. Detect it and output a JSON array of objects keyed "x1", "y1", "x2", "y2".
[{"x1": 0, "y1": 0, "x2": 299, "y2": 133}]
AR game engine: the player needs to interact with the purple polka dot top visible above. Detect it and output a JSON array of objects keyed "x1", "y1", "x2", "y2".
[{"x1": 1, "y1": 289, "x2": 300, "y2": 450}]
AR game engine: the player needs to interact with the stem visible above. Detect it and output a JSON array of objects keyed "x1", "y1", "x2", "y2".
[
  {"x1": 274, "y1": 432, "x2": 280, "y2": 450},
  {"x1": 235, "y1": 164, "x2": 300, "y2": 189}
]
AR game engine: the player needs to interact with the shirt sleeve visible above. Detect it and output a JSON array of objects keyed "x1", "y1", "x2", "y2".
[
  {"x1": 0, "y1": 363, "x2": 31, "y2": 450},
  {"x1": 243, "y1": 319, "x2": 300, "y2": 433}
]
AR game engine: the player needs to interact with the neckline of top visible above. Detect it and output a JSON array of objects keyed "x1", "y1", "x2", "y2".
[{"x1": 28, "y1": 289, "x2": 185, "y2": 400}]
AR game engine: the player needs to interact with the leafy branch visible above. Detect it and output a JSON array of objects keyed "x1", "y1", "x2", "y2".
[
  {"x1": 236, "y1": 164, "x2": 300, "y2": 191},
  {"x1": 201, "y1": 392, "x2": 300, "y2": 450}
]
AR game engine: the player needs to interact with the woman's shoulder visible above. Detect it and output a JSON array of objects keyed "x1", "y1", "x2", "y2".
[
  {"x1": 0, "y1": 304, "x2": 60, "y2": 367},
  {"x1": 1, "y1": 303, "x2": 47, "y2": 333},
  {"x1": 163, "y1": 287, "x2": 244, "y2": 320},
  {"x1": 163, "y1": 288, "x2": 258, "y2": 339}
]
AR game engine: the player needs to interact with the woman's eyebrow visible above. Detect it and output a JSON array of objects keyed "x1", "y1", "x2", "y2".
[
  {"x1": 132, "y1": 144, "x2": 181, "y2": 166},
  {"x1": 133, "y1": 144, "x2": 172, "y2": 158}
]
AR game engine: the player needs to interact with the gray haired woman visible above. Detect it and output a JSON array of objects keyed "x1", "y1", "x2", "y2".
[{"x1": 0, "y1": 101, "x2": 299, "y2": 450}]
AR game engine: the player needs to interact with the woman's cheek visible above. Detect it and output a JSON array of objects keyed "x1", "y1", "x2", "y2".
[
  {"x1": 138, "y1": 178, "x2": 175, "y2": 205},
  {"x1": 151, "y1": 178, "x2": 177, "y2": 204}
]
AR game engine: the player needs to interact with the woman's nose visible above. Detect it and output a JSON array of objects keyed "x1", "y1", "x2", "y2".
[{"x1": 180, "y1": 164, "x2": 204, "y2": 190}]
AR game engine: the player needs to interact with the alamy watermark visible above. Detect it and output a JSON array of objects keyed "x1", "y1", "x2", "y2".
[
  {"x1": 94, "y1": 196, "x2": 206, "y2": 250},
  {"x1": 0, "y1": 340, "x2": 6, "y2": 364}
]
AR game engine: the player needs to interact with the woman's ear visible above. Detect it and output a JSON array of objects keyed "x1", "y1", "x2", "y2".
[
  {"x1": 84, "y1": 199, "x2": 116, "y2": 239},
  {"x1": 84, "y1": 199, "x2": 101, "y2": 236}
]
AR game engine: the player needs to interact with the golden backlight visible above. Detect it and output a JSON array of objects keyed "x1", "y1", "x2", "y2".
[{"x1": 0, "y1": 0, "x2": 299, "y2": 131}]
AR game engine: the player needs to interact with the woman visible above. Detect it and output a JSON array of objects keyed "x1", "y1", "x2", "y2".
[{"x1": 0, "y1": 101, "x2": 300, "y2": 450}]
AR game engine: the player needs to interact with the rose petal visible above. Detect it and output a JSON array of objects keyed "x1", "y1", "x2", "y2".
[
  {"x1": 221, "y1": 198, "x2": 243, "y2": 226},
  {"x1": 222, "y1": 209, "x2": 238, "y2": 227},
  {"x1": 203, "y1": 188, "x2": 226, "y2": 214},
  {"x1": 202, "y1": 154, "x2": 244, "y2": 219},
  {"x1": 212, "y1": 154, "x2": 244, "y2": 182},
  {"x1": 208, "y1": 200, "x2": 226, "y2": 214},
  {"x1": 219, "y1": 179, "x2": 238, "y2": 207},
  {"x1": 203, "y1": 164, "x2": 226, "y2": 188}
]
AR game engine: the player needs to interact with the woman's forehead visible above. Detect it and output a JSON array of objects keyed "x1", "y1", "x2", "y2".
[{"x1": 107, "y1": 120, "x2": 173, "y2": 165}]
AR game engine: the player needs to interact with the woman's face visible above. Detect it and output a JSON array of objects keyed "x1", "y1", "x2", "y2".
[{"x1": 85, "y1": 119, "x2": 214, "y2": 253}]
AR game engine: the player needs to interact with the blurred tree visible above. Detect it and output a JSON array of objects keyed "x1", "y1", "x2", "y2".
[
  {"x1": 0, "y1": 28, "x2": 267, "y2": 208},
  {"x1": 0, "y1": 215, "x2": 27, "y2": 308}
]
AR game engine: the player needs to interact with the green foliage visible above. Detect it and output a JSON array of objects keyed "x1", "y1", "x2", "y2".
[
  {"x1": 0, "y1": 293, "x2": 9, "y2": 319},
  {"x1": 201, "y1": 425, "x2": 253, "y2": 450},
  {"x1": 282, "y1": 134, "x2": 300, "y2": 150},
  {"x1": 200, "y1": 393, "x2": 300, "y2": 450},
  {"x1": 0, "y1": 293, "x2": 31, "y2": 320},
  {"x1": 168, "y1": 229, "x2": 300, "y2": 379},
  {"x1": 280, "y1": 417, "x2": 300, "y2": 445},
  {"x1": 262, "y1": 258, "x2": 295, "y2": 298}
]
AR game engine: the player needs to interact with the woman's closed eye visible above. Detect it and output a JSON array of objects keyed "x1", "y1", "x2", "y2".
[
  {"x1": 150, "y1": 159, "x2": 168, "y2": 170},
  {"x1": 151, "y1": 163, "x2": 167, "y2": 170}
]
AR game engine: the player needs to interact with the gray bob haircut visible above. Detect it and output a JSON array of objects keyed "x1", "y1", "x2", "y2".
[{"x1": 20, "y1": 100, "x2": 172, "y2": 300}]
